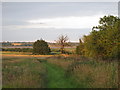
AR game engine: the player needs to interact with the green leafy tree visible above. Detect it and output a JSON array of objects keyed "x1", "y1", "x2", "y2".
[
  {"x1": 33, "y1": 39, "x2": 51, "y2": 55},
  {"x1": 92, "y1": 15, "x2": 120, "y2": 59},
  {"x1": 76, "y1": 15, "x2": 120, "y2": 60}
]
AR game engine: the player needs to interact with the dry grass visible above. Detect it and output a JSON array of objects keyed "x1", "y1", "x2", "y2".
[{"x1": 73, "y1": 60, "x2": 118, "y2": 88}]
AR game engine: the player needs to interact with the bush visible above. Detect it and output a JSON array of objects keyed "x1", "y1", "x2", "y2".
[{"x1": 33, "y1": 39, "x2": 51, "y2": 55}]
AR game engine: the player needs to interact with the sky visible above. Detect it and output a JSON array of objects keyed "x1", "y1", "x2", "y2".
[{"x1": 2, "y1": 2, "x2": 118, "y2": 42}]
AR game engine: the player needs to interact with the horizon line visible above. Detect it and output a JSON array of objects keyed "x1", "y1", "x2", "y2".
[{"x1": 1, "y1": 40, "x2": 79, "y2": 43}]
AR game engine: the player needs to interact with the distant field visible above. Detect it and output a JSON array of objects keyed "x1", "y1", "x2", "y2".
[
  {"x1": 2, "y1": 46, "x2": 76, "y2": 49},
  {"x1": 2, "y1": 51, "x2": 32, "y2": 55},
  {"x1": 2, "y1": 51, "x2": 54, "y2": 58},
  {"x1": 2, "y1": 46, "x2": 76, "y2": 55},
  {"x1": 2, "y1": 53, "x2": 118, "y2": 88},
  {"x1": 2, "y1": 46, "x2": 33, "y2": 48}
]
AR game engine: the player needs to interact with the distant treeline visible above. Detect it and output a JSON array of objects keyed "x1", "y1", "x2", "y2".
[
  {"x1": 2, "y1": 42, "x2": 33, "y2": 46},
  {"x1": 1, "y1": 42, "x2": 79, "y2": 47},
  {"x1": 76, "y1": 15, "x2": 120, "y2": 60},
  {"x1": 2, "y1": 48, "x2": 33, "y2": 52}
]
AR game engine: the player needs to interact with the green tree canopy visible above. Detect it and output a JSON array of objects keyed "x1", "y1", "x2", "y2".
[{"x1": 76, "y1": 15, "x2": 120, "y2": 60}]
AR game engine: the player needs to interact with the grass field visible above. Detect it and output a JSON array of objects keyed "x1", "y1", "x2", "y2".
[{"x1": 2, "y1": 51, "x2": 118, "y2": 88}]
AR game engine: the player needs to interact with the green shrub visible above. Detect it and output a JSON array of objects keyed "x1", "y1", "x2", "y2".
[{"x1": 33, "y1": 39, "x2": 51, "y2": 55}]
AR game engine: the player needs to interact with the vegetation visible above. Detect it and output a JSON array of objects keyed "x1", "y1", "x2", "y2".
[
  {"x1": 33, "y1": 39, "x2": 51, "y2": 55},
  {"x1": 43, "y1": 62, "x2": 80, "y2": 88},
  {"x1": 2, "y1": 48, "x2": 33, "y2": 52},
  {"x1": 76, "y1": 15, "x2": 120, "y2": 60},
  {"x1": 2, "y1": 47, "x2": 75, "y2": 55},
  {"x1": 47, "y1": 56, "x2": 118, "y2": 88},
  {"x1": 1, "y1": 42, "x2": 33, "y2": 46},
  {"x1": 2, "y1": 51, "x2": 32, "y2": 55},
  {"x1": 2, "y1": 55, "x2": 118, "y2": 88},
  {"x1": 2, "y1": 42, "x2": 13, "y2": 46},
  {"x1": 2, "y1": 56, "x2": 46, "y2": 88},
  {"x1": 76, "y1": 39, "x2": 84, "y2": 55},
  {"x1": 56, "y1": 35, "x2": 69, "y2": 54}
]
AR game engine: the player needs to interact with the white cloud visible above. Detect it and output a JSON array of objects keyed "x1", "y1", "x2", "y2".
[
  {"x1": 27, "y1": 14, "x2": 105, "y2": 29},
  {"x1": 4, "y1": 14, "x2": 117, "y2": 30}
]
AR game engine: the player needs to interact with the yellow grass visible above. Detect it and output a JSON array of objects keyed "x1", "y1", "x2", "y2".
[
  {"x1": 2, "y1": 54, "x2": 53, "y2": 58},
  {"x1": 2, "y1": 51, "x2": 71, "y2": 58},
  {"x1": 11, "y1": 43, "x2": 22, "y2": 46}
]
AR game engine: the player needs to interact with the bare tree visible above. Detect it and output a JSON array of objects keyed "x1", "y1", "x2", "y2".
[{"x1": 56, "y1": 35, "x2": 69, "y2": 54}]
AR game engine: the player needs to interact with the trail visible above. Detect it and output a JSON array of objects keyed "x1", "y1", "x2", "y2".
[{"x1": 43, "y1": 62, "x2": 79, "y2": 88}]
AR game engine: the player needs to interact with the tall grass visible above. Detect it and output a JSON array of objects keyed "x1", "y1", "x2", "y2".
[
  {"x1": 72, "y1": 60, "x2": 118, "y2": 88},
  {"x1": 2, "y1": 55, "x2": 118, "y2": 88},
  {"x1": 2, "y1": 56, "x2": 46, "y2": 88}
]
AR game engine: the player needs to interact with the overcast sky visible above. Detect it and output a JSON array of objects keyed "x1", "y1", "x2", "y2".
[{"x1": 2, "y1": 2, "x2": 118, "y2": 42}]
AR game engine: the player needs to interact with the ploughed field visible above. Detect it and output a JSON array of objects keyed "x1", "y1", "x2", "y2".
[{"x1": 2, "y1": 52, "x2": 118, "y2": 88}]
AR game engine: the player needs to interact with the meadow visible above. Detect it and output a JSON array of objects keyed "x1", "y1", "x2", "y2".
[{"x1": 2, "y1": 50, "x2": 118, "y2": 88}]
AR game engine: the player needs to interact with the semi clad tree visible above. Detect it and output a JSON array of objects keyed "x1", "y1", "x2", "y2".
[
  {"x1": 33, "y1": 39, "x2": 51, "y2": 55},
  {"x1": 56, "y1": 35, "x2": 69, "y2": 54}
]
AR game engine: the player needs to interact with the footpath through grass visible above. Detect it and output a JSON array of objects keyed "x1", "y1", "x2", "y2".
[
  {"x1": 3, "y1": 55, "x2": 118, "y2": 88},
  {"x1": 43, "y1": 62, "x2": 80, "y2": 88}
]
